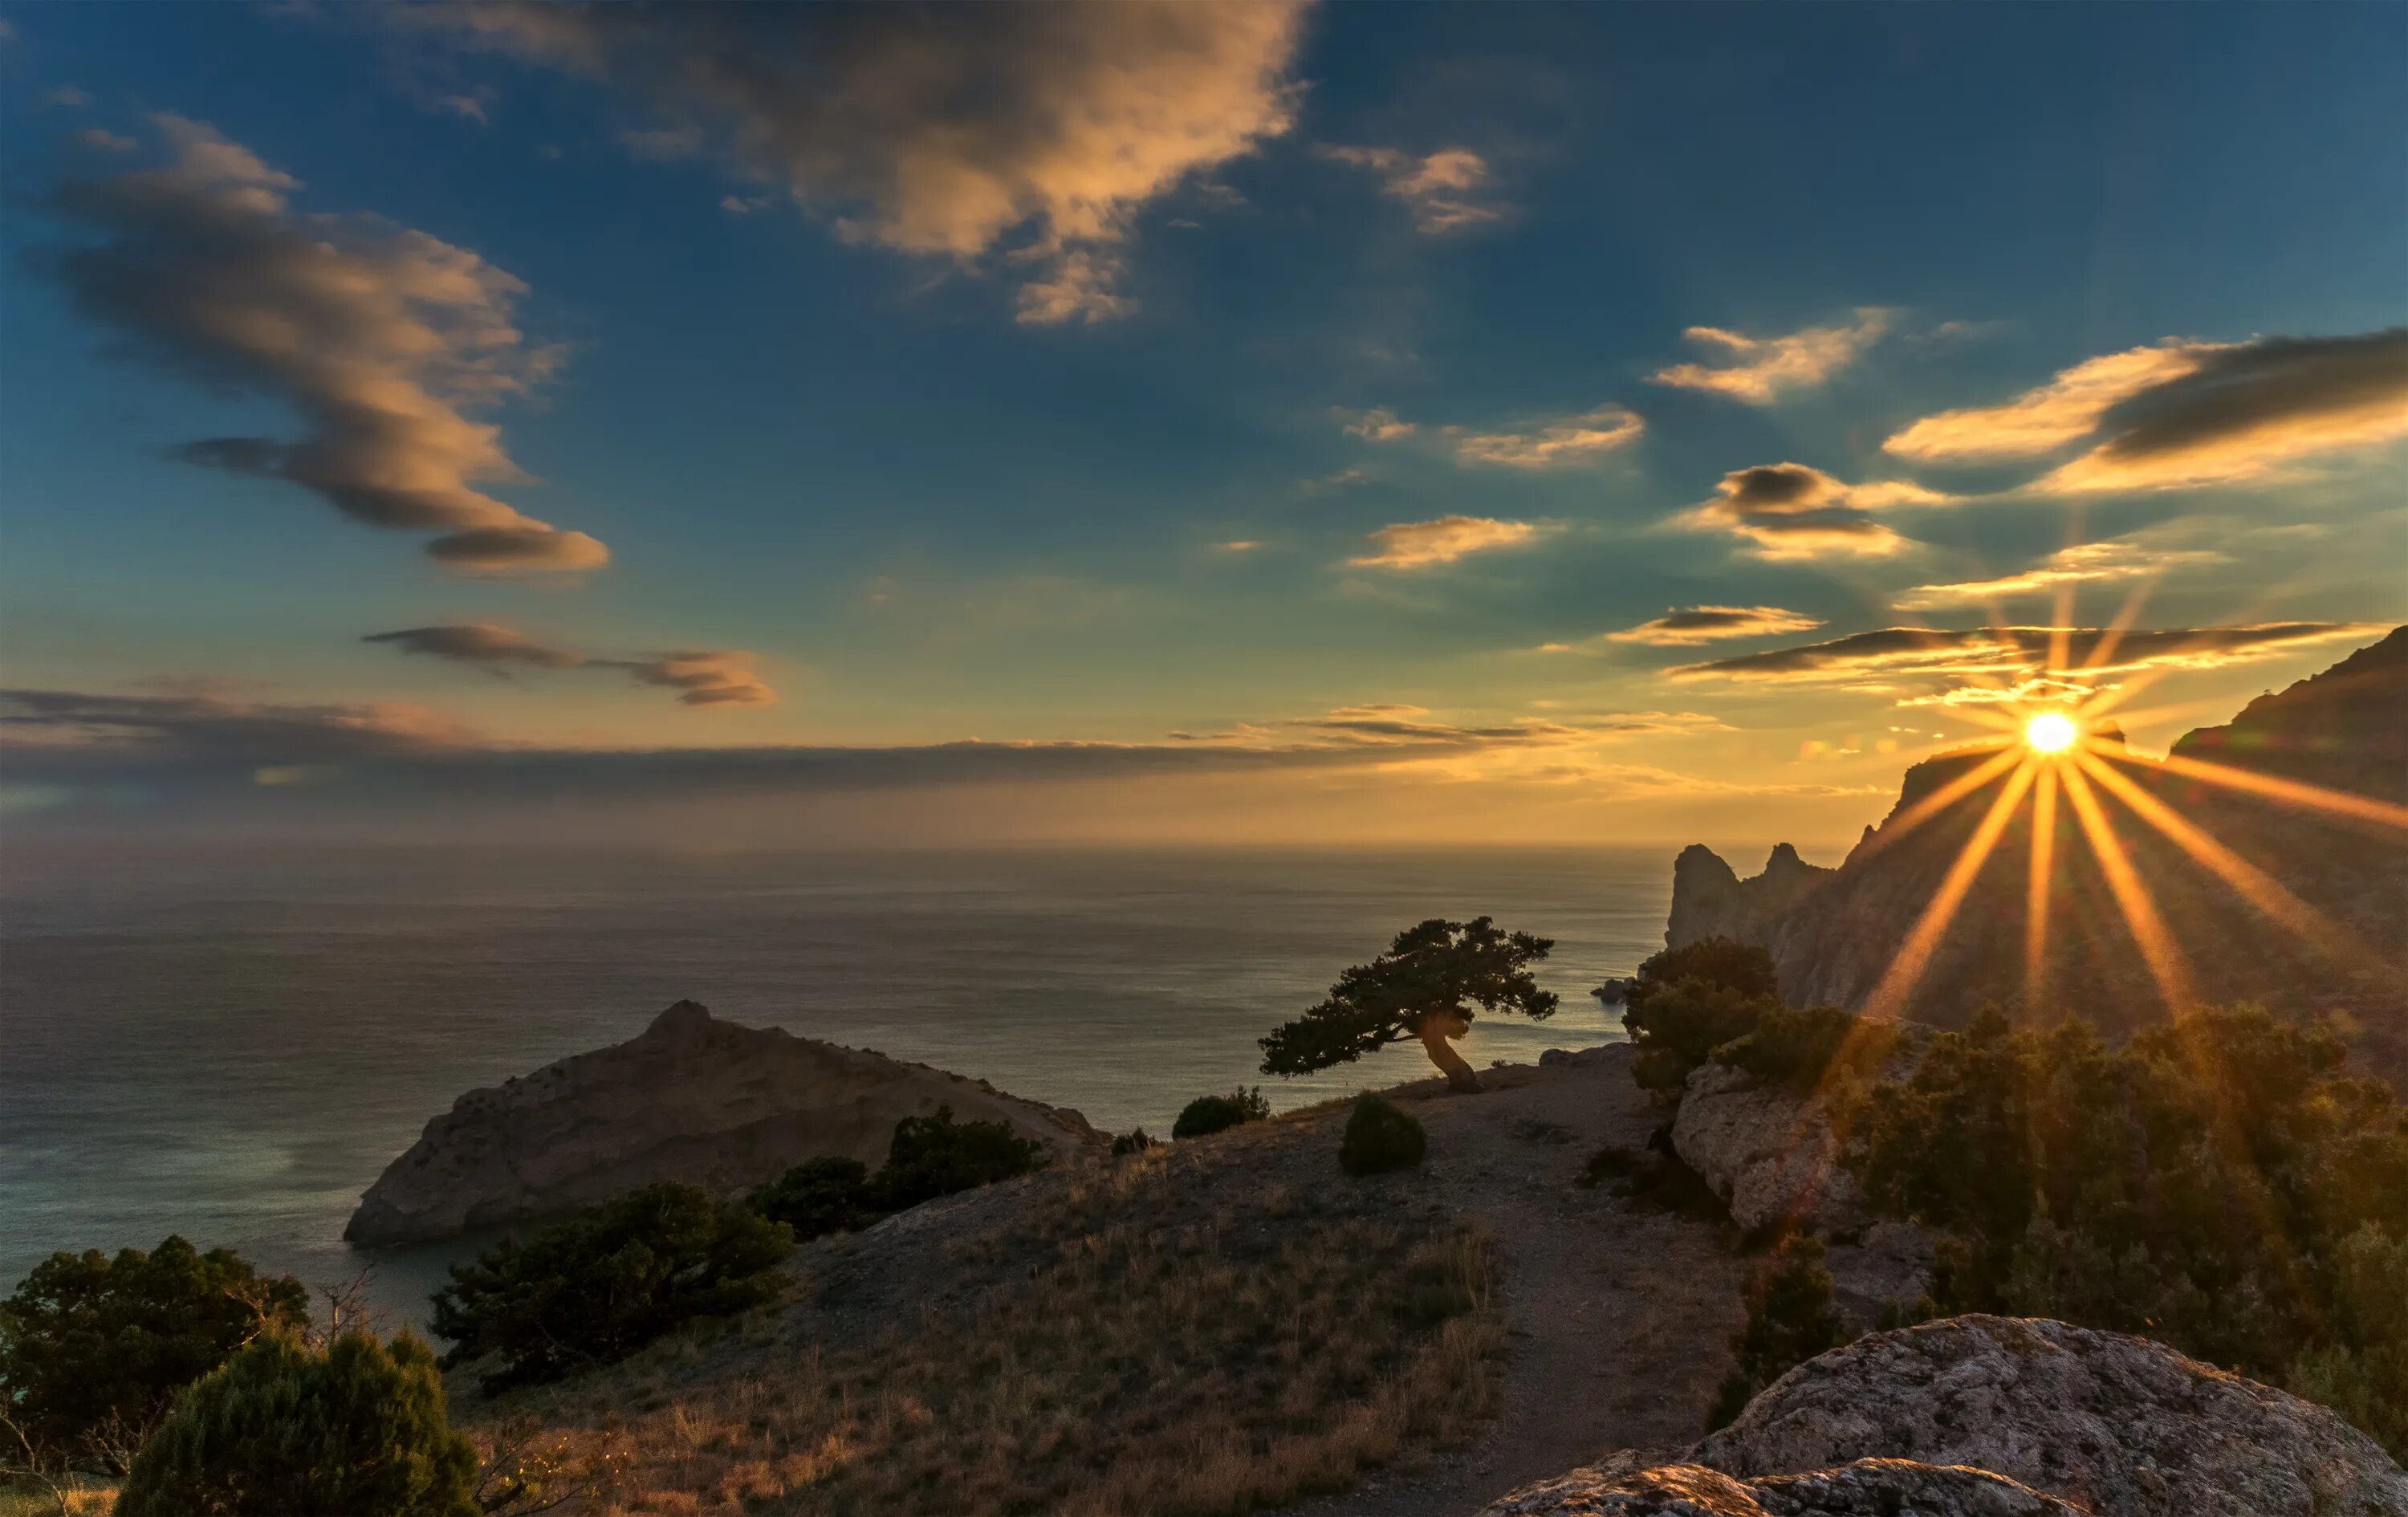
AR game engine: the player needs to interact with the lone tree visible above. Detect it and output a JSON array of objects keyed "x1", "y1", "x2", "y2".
[{"x1": 1260, "y1": 917, "x2": 1557, "y2": 1093}]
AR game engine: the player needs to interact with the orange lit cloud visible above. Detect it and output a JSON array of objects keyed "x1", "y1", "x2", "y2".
[
  {"x1": 1449, "y1": 405, "x2": 1643, "y2": 468},
  {"x1": 1319, "y1": 144, "x2": 1503, "y2": 233},
  {"x1": 364, "y1": 624, "x2": 775, "y2": 706},
  {"x1": 1884, "y1": 328, "x2": 2408, "y2": 490},
  {"x1": 1332, "y1": 405, "x2": 1418, "y2": 441},
  {"x1": 1676, "y1": 462, "x2": 1948, "y2": 559},
  {"x1": 1602, "y1": 605, "x2": 1827, "y2": 646},
  {"x1": 1649, "y1": 310, "x2": 1891, "y2": 404},
  {"x1": 401, "y1": 0, "x2": 1309, "y2": 324},
  {"x1": 1895, "y1": 539, "x2": 2231, "y2": 610},
  {"x1": 47, "y1": 116, "x2": 606, "y2": 573},
  {"x1": 1348, "y1": 515, "x2": 1544, "y2": 569}
]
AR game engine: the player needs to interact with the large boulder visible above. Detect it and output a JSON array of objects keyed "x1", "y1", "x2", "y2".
[
  {"x1": 1698, "y1": 1316, "x2": 2408, "y2": 1517},
  {"x1": 345, "y1": 1000, "x2": 1104, "y2": 1245},
  {"x1": 1669, "y1": 1062, "x2": 1860, "y2": 1236},
  {"x1": 1482, "y1": 1458, "x2": 2081, "y2": 1515}
]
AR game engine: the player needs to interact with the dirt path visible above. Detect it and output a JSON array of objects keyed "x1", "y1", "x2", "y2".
[{"x1": 1286, "y1": 1048, "x2": 1747, "y2": 1516}]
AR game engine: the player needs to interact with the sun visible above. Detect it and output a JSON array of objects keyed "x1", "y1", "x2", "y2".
[{"x1": 2024, "y1": 710, "x2": 2081, "y2": 754}]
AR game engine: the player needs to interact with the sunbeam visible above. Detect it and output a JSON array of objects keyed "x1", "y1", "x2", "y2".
[
  {"x1": 2025, "y1": 763, "x2": 2060, "y2": 1011},
  {"x1": 1863, "y1": 755, "x2": 2039, "y2": 1021},
  {"x1": 2061, "y1": 762, "x2": 2199, "y2": 1019},
  {"x1": 2131, "y1": 750, "x2": 2408, "y2": 832}
]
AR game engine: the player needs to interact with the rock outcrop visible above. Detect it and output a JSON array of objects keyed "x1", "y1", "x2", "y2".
[
  {"x1": 1698, "y1": 1316, "x2": 2408, "y2": 1517},
  {"x1": 1655, "y1": 628, "x2": 2408, "y2": 1076},
  {"x1": 1665, "y1": 843, "x2": 1833, "y2": 957},
  {"x1": 1485, "y1": 1315, "x2": 2408, "y2": 1517},
  {"x1": 1483, "y1": 1458, "x2": 2081, "y2": 1515},
  {"x1": 346, "y1": 1000, "x2": 1104, "y2": 1246},
  {"x1": 1668, "y1": 1063, "x2": 1859, "y2": 1237}
]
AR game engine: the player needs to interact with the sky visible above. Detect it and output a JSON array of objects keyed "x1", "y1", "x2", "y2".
[{"x1": 1, "y1": 1, "x2": 2403, "y2": 851}]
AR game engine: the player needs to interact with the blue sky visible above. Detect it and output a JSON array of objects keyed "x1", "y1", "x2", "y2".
[{"x1": 2, "y1": 2, "x2": 2402, "y2": 846}]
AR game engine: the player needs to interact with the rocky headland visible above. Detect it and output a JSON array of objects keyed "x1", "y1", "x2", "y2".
[{"x1": 345, "y1": 1000, "x2": 1104, "y2": 1246}]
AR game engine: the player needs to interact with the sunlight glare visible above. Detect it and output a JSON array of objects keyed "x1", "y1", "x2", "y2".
[{"x1": 2025, "y1": 710, "x2": 2080, "y2": 753}]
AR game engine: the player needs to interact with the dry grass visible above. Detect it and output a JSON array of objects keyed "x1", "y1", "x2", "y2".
[
  {"x1": 0, "y1": 1474, "x2": 115, "y2": 1517},
  {"x1": 496, "y1": 1148, "x2": 1507, "y2": 1516}
]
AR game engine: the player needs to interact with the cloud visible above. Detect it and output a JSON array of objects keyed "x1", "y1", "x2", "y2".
[
  {"x1": 434, "y1": 90, "x2": 495, "y2": 126},
  {"x1": 1649, "y1": 309, "x2": 1892, "y2": 403},
  {"x1": 1603, "y1": 605, "x2": 1827, "y2": 646},
  {"x1": 45, "y1": 116, "x2": 606, "y2": 573},
  {"x1": 41, "y1": 86, "x2": 94, "y2": 108},
  {"x1": 0, "y1": 687, "x2": 474, "y2": 763},
  {"x1": 1260, "y1": 703, "x2": 1731, "y2": 747},
  {"x1": 1319, "y1": 144, "x2": 1503, "y2": 233},
  {"x1": 71, "y1": 128, "x2": 136, "y2": 153},
  {"x1": 1666, "y1": 622, "x2": 2386, "y2": 693},
  {"x1": 1348, "y1": 515, "x2": 1542, "y2": 569},
  {"x1": 397, "y1": 0, "x2": 1309, "y2": 324},
  {"x1": 1677, "y1": 462, "x2": 1949, "y2": 559},
  {"x1": 1332, "y1": 405, "x2": 1418, "y2": 441},
  {"x1": 1449, "y1": 405, "x2": 1643, "y2": 468},
  {"x1": 364, "y1": 623, "x2": 775, "y2": 706},
  {"x1": 1883, "y1": 328, "x2": 2408, "y2": 491},
  {"x1": 1895, "y1": 539, "x2": 2231, "y2": 610}
]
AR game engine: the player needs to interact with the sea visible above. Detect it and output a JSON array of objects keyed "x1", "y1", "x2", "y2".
[{"x1": 0, "y1": 843, "x2": 1678, "y2": 1326}]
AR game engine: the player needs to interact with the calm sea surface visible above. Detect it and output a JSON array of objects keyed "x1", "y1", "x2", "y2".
[{"x1": 0, "y1": 844, "x2": 1673, "y2": 1323}]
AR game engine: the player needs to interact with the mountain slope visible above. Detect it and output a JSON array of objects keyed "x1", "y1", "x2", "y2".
[{"x1": 1661, "y1": 628, "x2": 2408, "y2": 1076}]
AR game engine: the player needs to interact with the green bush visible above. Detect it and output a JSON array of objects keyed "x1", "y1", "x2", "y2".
[
  {"x1": 116, "y1": 1328, "x2": 477, "y2": 1517},
  {"x1": 0, "y1": 1235, "x2": 307, "y2": 1466},
  {"x1": 1172, "y1": 1085, "x2": 1271, "y2": 1140},
  {"x1": 1339, "y1": 1095, "x2": 1427, "y2": 1176},
  {"x1": 1110, "y1": 1128, "x2": 1156, "y2": 1156},
  {"x1": 1839, "y1": 1003, "x2": 2408, "y2": 1456},
  {"x1": 432, "y1": 1181, "x2": 792, "y2": 1392},
  {"x1": 1714, "y1": 1003, "x2": 1899, "y2": 1088},
  {"x1": 1707, "y1": 1234, "x2": 1844, "y2": 1430},
  {"x1": 872, "y1": 1106, "x2": 1047, "y2": 1210},
  {"x1": 1623, "y1": 980, "x2": 1777, "y2": 1092},
  {"x1": 749, "y1": 1156, "x2": 880, "y2": 1242}
]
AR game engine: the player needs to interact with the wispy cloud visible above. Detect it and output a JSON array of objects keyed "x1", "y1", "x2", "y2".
[
  {"x1": 1884, "y1": 328, "x2": 2408, "y2": 491},
  {"x1": 1601, "y1": 605, "x2": 1827, "y2": 646},
  {"x1": 1895, "y1": 539, "x2": 2231, "y2": 610},
  {"x1": 1348, "y1": 515, "x2": 1543, "y2": 569},
  {"x1": 45, "y1": 116, "x2": 606, "y2": 573},
  {"x1": 1676, "y1": 462, "x2": 1948, "y2": 559},
  {"x1": 364, "y1": 623, "x2": 775, "y2": 706},
  {"x1": 397, "y1": 0, "x2": 1309, "y2": 325},
  {"x1": 1649, "y1": 309, "x2": 1892, "y2": 404},
  {"x1": 1318, "y1": 144, "x2": 1503, "y2": 233},
  {"x1": 1449, "y1": 405, "x2": 1643, "y2": 468},
  {"x1": 1331, "y1": 405, "x2": 1418, "y2": 441}
]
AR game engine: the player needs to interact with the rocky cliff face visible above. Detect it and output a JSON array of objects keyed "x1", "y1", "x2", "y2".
[
  {"x1": 1485, "y1": 1314, "x2": 2408, "y2": 1517},
  {"x1": 1658, "y1": 628, "x2": 2408, "y2": 1070},
  {"x1": 346, "y1": 1000, "x2": 1104, "y2": 1246}
]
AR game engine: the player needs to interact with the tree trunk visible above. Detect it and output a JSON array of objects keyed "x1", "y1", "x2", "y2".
[{"x1": 1418, "y1": 1011, "x2": 1480, "y2": 1093}]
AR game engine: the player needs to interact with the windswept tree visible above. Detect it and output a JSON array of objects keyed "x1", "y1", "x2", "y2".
[{"x1": 1260, "y1": 917, "x2": 1557, "y2": 1093}]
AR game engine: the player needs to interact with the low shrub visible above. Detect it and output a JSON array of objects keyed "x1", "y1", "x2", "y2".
[
  {"x1": 1172, "y1": 1085, "x2": 1271, "y2": 1140},
  {"x1": 1110, "y1": 1128, "x2": 1156, "y2": 1155},
  {"x1": 1840, "y1": 1003, "x2": 2408, "y2": 1456},
  {"x1": 872, "y1": 1105, "x2": 1047, "y2": 1210},
  {"x1": 1340, "y1": 1096, "x2": 1427, "y2": 1176},
  {"x1": 432, "y1": 1182, "x2": 792, "y2": 1392},
  {"x1": 1707, "y1": 1234, "x2": 1844, "y2": 1430},
  {"x1": 1714, "y1": 1003, "x2": 1899, "y2": 1088},
  {"x1": 115, "y1": 1328, "x2": 478, "y2": 1517},
  {"x1": 0, "y1": 1235, "x2": 307, "y2": 1467},
  {"x1": 748, "y1": 1156, "x2": 880, "y2": 1242}
]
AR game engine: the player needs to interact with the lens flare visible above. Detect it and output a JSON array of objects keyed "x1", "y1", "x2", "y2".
[{"x1": 2024, "y1": 711, "x2": 2079, "y2": 753}]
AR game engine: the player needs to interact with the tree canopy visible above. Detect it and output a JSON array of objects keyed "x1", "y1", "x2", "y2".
[{"x1": 1259, "y1": 917, "x2": 1556, "y2": 1092}]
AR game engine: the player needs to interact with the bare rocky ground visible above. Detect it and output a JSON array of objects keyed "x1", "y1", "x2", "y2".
[{"x1": 454, "y1": 1043, "x2": 1767, "y2": 1516}]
